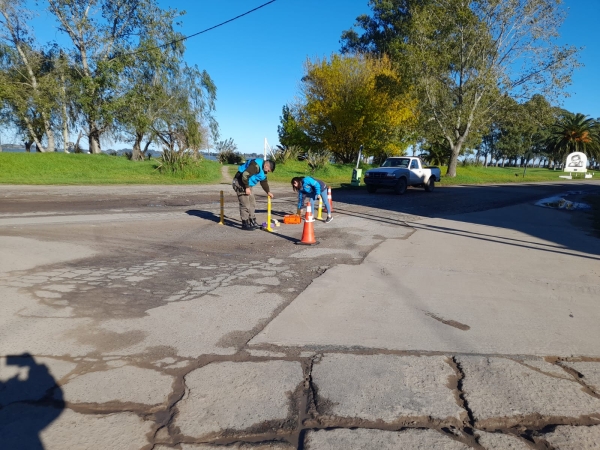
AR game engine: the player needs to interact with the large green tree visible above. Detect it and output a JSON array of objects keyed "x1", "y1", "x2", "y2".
[
  {"x1": 0, "y1": 0, "x2": 60, "y2": 151},
  {"x1": 342, "y1": 0, "x2": 579, "y2": 177},
  {"x1": 547, "y1": 113, "x2": 600, "y2": 163},
  {"x1": 295, "y1": 53, "x2": 416, "y2": 163},
  {"x1": 46, "y1": 0, "x2": 184, "y2": 154}
]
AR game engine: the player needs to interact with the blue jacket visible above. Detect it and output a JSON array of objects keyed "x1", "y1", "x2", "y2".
[
  {"x1": 297, "y1": 176, "x2": 325, "y2": 209},
  {"x1": 238, "y1": 158, "x2": 266, "y2": 187}
]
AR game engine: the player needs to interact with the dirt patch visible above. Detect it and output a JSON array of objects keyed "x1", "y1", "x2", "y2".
[{"x1": 425, "y1": 312, "x2": 470, "y2": 331}]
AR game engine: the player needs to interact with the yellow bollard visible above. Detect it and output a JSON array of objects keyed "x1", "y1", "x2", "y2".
[
  {"x1": 266, "y1": 196, "x2": 274, "y2": 232},
  {"x1": 316, "y1": 195, "x2": 323, "y2": 220},
  {"x1": 219, "y1": 190, "x2": 224, "y2": 225}
]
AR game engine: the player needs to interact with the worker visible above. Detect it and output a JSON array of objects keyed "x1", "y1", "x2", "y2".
[
  {"x1": 291, "y1": 176, "x2": 332, "y2": 223},
  {"x1": 232, "y1": 158, "x2": 276, "y2": 230}
]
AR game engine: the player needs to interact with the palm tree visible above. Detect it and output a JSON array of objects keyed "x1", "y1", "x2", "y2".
[{"x1": 547, "y1": 113, "x2": 600, "y2": 164}]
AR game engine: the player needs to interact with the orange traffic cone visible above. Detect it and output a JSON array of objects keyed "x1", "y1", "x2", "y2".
[
  {"x1": 327, "y1": 187, "x2": 333, "y2": 213},
  {"x1": 296, "y1": 201, "x2": 319, "y2": 245}
]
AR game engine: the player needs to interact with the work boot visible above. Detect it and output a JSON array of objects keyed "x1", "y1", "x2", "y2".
[
  {"x1": 249, "y1": 218, "x2": 260, "y2": 229},
  {"x1": 241, "y1": 220, "x2": 255, "y2": 231}
]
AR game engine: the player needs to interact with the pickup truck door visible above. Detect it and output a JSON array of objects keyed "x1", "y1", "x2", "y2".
[{"x1": 409, "y1": 159, "x2": 425, "y2": 183}]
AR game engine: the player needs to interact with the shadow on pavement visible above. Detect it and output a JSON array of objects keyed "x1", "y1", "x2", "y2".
[
  {"x1": 332, "y1": 181, "x2": 600, "y2": 257},
  {"x1": 0, "y1": 353, "x2": 65, "y2": 449}
]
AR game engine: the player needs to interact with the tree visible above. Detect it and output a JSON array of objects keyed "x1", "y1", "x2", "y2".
[
  {"x1": 296, "y1": 53, "x2": 416, "y2": 163},
  {"x1": 342, "y1": 0, "x2": 579, "y2": 176},
  {"x1": 151, "y1": 64, "x2": 217, "y2": 159},
  {"x1": 546, "y1": 113, "x2": 600, "y2": 163},
  {"x1": 114, "y1": 11, "x2": 188, "y2": 161},
  {"x1": 46, "y1": 0, "x2": 183, "y2": 154},
  {"x1": 0, "y1": 1, "x2": 59, "y2": 151},
  {"x1": 277, "y1": 104, "x2": 311, "y2": 149}
]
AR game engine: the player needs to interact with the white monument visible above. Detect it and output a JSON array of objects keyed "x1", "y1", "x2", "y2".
[{"x1": 564, "y1": 152, "x2": 587, "y2": 173}]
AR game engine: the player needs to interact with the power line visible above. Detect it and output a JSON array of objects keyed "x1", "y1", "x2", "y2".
[{"x1": 109, "y1": 0, "x2": 277, "y2": 61}]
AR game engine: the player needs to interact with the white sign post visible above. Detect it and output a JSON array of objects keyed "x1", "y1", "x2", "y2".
[{"x1": 559, "y1": 152, "x2": 590, "y2": 179}]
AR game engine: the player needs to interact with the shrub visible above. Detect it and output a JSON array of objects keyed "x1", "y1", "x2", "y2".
[
  {"x1": 217, "y1": 149, "x2": 244, "y2": 165},
  {"x1": 273, "y1": 145, "x2": 303, "y2": 164},
  {"x1": 305, "y1": 149, "x2": 332, "y2": 172},
  {"x1": 156, "y1": 149, "x2": 199, "y2": 173}
]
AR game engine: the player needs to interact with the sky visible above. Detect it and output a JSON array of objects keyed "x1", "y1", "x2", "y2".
[{"x1": 6, "y1": 0, "x2": 600, "y2": 153}]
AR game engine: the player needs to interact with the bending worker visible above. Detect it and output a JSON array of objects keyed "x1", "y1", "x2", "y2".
[
  {"x1": 291, "y1": 176, "x2": 332, "y2": 223},
  {"x1": 232, "y1": 158, "x2": 276, "y2": 230}
]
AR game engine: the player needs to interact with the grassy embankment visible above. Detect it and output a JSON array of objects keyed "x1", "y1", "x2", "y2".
[
  {"x1": 0, "y1": 153, "x2": 593, "y2": 186},
  {"x1": 267, "y1": 159, "x2": 581, "y2": 186},
  {"x1": 0, "y1": 152, "x2": 222, "y2": 185}
]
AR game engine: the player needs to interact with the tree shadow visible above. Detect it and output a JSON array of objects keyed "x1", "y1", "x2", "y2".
[
  {"x1": 331, "y1": 181, "x2": 600, "y2": 257},
  {"x1": 0, "y1": 353, "x2": 65, "y2": 449}
]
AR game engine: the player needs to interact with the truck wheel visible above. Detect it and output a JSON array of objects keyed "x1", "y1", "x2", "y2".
[
  {"x1": 394, "y1": 177, "x2": 407, "y2": 195},
  {"x1": 367, "y1": 185, "x2": 377, "y2": 194},
  {"x1": 425, "y1": 177, "x2": 435, "y2": 192}
]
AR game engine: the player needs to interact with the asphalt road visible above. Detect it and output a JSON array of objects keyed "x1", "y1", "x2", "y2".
[{"x1": 1, "y1": 180, "x2": 599, "y2": 449}]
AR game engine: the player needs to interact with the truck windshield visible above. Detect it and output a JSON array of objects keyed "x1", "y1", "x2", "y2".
[{"x1": 381, "y1": 158, "x2": 410, "y2": 168}]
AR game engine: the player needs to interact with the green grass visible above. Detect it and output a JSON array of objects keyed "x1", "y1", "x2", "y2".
[
  {"x1": 267, "y1": 160, "x2": 581, "y2": 187},
  {"x1": 437, "y1": 165, "x2": 575, "y2": 185},
  {"x1": 267, "y1": 160, "x2": 375, "y2": 186},
  {"x1": 0, "y1": 153, "x2": 222, "y2": 185},
  {"x1": 0, "y1": 153, "x2": 593, "y2": 186}
]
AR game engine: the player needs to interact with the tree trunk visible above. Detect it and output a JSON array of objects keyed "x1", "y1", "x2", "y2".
[
  {"x1": 46, "y1": 129, "x2": 55, "y2": 152},
  {"x1": 88, "y1": 126, "x2": 101, "y2": 154},
  {"x1": 142, "y1": 140, "x2": 152, "y2": 157},
  {"x1": 132, "y1": 132, "x2": 144, "y2": 161},
  {"x1": 63, "y1": 124, "x2": 70, "y2": 153},
  {"x1": 25, "y1": 141, "x2": 32, "y2": 152},
  {"x1": 446, "y1": 144, "x2": 461, "y2": 177}
]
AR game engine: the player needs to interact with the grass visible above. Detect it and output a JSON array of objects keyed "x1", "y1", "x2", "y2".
[
  {"x1": 437, "y1": 165, "x2": 581, "y2": 185},
  {"x1": 267, "y1": 160, "x2": 375, "y2": 186},
  {"x1": 0, "y1": 153, "x2": 222, "y2": 185},
  {"x1": 267, "y1": 160, "x2": 592, "y2": 187},
  {"x1": 1, "y1": 153, "x2": 595, "y2": 186}
]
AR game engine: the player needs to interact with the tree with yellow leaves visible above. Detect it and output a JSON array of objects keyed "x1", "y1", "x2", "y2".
[{"x1": 295, "y1": 53, "x2": 416, "y2": 163}]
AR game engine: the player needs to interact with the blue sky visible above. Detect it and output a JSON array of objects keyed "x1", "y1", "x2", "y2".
[
  {"x1": 165, "y1": 0, "x2": 600, "y2": 154},
  {"x1": 9, "y1": 1, "x2": 600, "y2": 153}
]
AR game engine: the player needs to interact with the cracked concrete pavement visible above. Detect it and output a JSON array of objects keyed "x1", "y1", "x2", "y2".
[{"x1": 1, "y1": 180, "x2": 600, "y2": 449}]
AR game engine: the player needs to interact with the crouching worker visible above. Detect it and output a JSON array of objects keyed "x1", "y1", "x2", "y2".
[
  {"x1": 291, "y1": 176, "x2": 332, "y2": 223},
  {"x1": 232, "y1": 158, "x2": 276, "y2": 230}
]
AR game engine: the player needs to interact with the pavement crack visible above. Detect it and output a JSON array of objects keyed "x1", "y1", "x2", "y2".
[{"x1": 448, "y1": 356, "x2": 476, "y2": 428}]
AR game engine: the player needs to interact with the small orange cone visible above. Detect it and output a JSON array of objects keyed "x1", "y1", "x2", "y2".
[
  {"x1": 296, "y1": 201, "x2": 319, "y2": 245},
  {"x1": 327, "y1": 187, "x2": 333, "y2": 213}
]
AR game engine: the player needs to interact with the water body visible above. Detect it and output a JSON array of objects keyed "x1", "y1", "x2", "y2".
[{"x1": 1, "y1": 146, "x2": 218, "y2": 161}]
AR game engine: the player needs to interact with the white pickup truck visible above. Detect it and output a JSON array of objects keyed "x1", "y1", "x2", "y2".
[{"x1": 363, "y1": 157, "x2": 441, "y2": 194}]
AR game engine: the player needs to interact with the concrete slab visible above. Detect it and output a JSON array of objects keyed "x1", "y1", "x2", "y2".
[
  {"x1": 0, "y1": 287, "x2": 94, "y2": 357},
  {"x1": 0, "y1": 404, "x2": 152, "y2": 449},
  {"x1": 475, "y1": 431, "x2": 533, "y2": 449},
  {"x1": 157, "y1": 444, "x2": 294, "y2": 449},
  {"x1": 543, "y1": 425, "x2": 600, "y2": 449},
  {"x1": 174, "y1": 361, "x2": 303, "y2": 439},
  {"x1": 311, "y1": 354, "x2": 464, "y2": 424},
  {"x1": 100, "y1": 285, "x2": 287, "y2": 357},
  {"x1": 303, "y1": 428, "x2": 470, "y2": 449},
  {"x1": 59, "y1": 365, "x2": 174, "y2": 406},
  {"x1": 457, "y1": 356, "x2": 600, "y2": 428},
  {"x1": 0, "y1": 236, "x2": 96, "y2": 274},
  {"x1": 0, "y1": 355, "x2": 76, "y2": 406},
  {"x1": 561, "y1": 361, "x2": 600, "y2": 392},
  {"x1": 251, "y1": 204, "x2": 600, "y2": 356}
]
